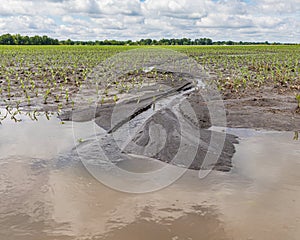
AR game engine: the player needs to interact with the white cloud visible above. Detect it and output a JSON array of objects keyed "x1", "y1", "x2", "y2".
[
  {"x1": 0, "y1": 15, "x2": 57, "y2": 34},
  {"x1": 255, "y1": 0, "x2": 300, "y2": 14},
  {"x1": 196, "y1": 14, "x2": 253, "y2": 28},
  {"x1": 0, "y1": 0, "x2": 299, "y2": 42}
]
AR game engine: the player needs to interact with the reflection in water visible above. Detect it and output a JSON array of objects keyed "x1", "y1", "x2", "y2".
[
  {"x1": 0, "y1": 160, "x2": 228, "y2": 240},
  {"x1": 0, "y1": 114, "x2": 299, "y2": 240},
  {"x1": 99, "y1": 208, "x2": 228, "y2": 240}
]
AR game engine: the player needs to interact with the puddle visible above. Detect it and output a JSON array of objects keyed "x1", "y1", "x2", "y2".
[
  {"x1": 0, "y1": 109, "x2": 299, "y2": 240},
  {"x1": 0, "y1": 109, "x2": 100, "y2": 160}
]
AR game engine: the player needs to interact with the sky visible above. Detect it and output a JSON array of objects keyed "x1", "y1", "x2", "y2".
[{"x1": 0, "y1": 0, "x2": 299, "y2": 42}]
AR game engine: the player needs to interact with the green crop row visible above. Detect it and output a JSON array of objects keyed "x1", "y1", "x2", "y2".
[
  {"x1": 174, "y1": 45, "x2": 299, "y2": 96},
  {"x1": 0, "y1": 45, "x2": 299, "y2": 123}
]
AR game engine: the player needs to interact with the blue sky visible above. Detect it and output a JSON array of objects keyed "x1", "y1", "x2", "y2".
[{"x1": 0, "y1": 0, "x2": 299, "y2": 42}]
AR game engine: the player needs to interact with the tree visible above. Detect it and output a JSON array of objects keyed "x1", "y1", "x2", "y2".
[{"x1": 0, "y1": 34, "x2": 15, "y2": 45}]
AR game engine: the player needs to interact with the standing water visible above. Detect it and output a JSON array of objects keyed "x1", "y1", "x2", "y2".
[{"x1": 0, "y1": 110, "x2": 299, "y2": 240}]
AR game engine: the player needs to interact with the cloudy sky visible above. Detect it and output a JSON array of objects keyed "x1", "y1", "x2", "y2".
[{"x1": 0, "y1": 0, "x2": 299, "y2": 42}]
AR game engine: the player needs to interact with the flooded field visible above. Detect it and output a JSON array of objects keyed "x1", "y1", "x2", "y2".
[
  {"x1": 0, "y1": 111, "x2": 299, "y2": 240},
  {"x1": 0, "y1": 45, "x2": 299, "y2": 240}
]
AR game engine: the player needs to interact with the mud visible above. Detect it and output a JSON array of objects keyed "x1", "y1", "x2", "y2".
[
  {"x1": 123, "y1": 108, "x2": 238, "y2": 171},
  {"x1": 59, "y1": 67, "x2": 300, "y2": 172},
  {"x1": 59, "y1": 69, "x2": 238, "y2": 172},
  {"x1": 3, "y1": 65, "x2": 299, "y2": 173},
  {"x1": 59, "y1": 71, "x2": 194, "y2": 130},
  {"x1": 187, "y1": 88, "x2": 300, "y2": 131}
]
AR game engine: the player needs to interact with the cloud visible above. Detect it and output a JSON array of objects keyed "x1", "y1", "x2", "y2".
[
  {"x1": 0, "y1": 0, "x2": 299, "y2": 42},
  {"x1": 0, "y1": 15, "x2": 57, "y2": 34}
]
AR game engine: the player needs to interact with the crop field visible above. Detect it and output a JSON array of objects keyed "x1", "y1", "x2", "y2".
[
  {"x1": 0, "y1": 46, "x2": 300, "y2": 240},
  {"x1": 0, "y1": 45, "x2": 299, "y2": 122},
  {"x1": 176, "y1": 45, "x2": 300, "y2": 96}
]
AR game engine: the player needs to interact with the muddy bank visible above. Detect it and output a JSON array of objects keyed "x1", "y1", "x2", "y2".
[
  {"x1": 123, "y1": 108, "x2": 238, "y2": 172},
  {"x1": 186, "y1": 88, "x2": 300, "y2": 131},
  {"x1": 59, "y1": 71, "x2": 194, "y2": 129},
  {"x1": 58, "y1": 66, "x2": 299, "y2": 172},
  {"x1": 60, "y1": 67, "x2": 300, "y2": 173},
  {"x1": 60, "y1": 69, "x2": 238, "y2": 172}
]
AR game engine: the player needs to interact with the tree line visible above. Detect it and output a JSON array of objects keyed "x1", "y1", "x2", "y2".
[
  {"x1": 0, "y1": 33, "x2": 288, "y2": 46},
  {"x1": 0, "y1": 34, "x2": 59, "y2": 45}
]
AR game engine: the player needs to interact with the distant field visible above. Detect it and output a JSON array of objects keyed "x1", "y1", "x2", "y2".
[
  {"x1": 0, "y1": 45, "x2": 299, "y2": 120},
  {"x1": 174, "y1": 45, "x2": 299, "y2": 96}
]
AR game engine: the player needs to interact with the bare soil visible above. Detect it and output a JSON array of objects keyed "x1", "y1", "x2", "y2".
[{"x1": 186, "y1": 86, "x2": 300, "y2": 132}]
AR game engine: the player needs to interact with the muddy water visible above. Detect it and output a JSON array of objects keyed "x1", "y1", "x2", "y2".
[{"x1": 0, "y1": 112, "x2": 299, "y2": 240}]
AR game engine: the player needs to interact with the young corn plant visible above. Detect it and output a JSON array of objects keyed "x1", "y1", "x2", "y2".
[
  {"x1": 65, "y1": 89, "x2": 69, "y2": 103},
  {"x1": 296, "y1": 94, "x2": 300, "y2": 110},
  {"x1": 294, "y1": 131, "x2": 299, "y2": 141},
  {"x1": 44, "y1": 89, "x2": 51, "y2": 104},
  {"x1": 54, "y1": 94, "x2": 60, "y2": 103},
  {"x1": 113, "y1": 94, "x2": 119, "y2": 103}
]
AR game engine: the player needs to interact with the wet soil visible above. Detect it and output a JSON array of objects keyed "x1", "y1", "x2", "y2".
[
  {"x1": 58, "y1": 67, "x2": 300, "y2": 172},
  {"x1": 186, "y1": 86, "x2": 300, "y2": 131},
  {"x1": 2, "y1": 67, "x2": 299, "y2": 172},
  {"x1": 59, "y1": 69, "x2": 239, "y2": 172}
]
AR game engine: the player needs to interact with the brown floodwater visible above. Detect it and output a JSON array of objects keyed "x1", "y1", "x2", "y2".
[{"x1": 0, "y1": 111, "x2": 299, "y2": 240}]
